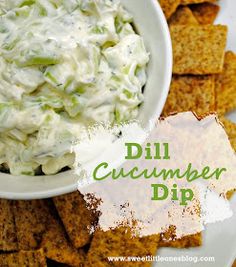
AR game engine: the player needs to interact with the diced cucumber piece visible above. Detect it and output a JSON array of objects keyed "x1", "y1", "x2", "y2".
[
  {"x1": 76, "y1": 87, "x2": 85, "y2": 94},
  {"x1": 49, "y1": 0, "x2": 63, "y2": 8},
  {"x1": 44, "y1": 71, "x2": 59, "y2": 85},
  {"x1": 115, "y1": 16, "x2": 123, "y2": 34},
  {"x1": 114, "y1": 108, "x2": 121, "y2": 123},
  {"x1": 64, "y1": 94, "x2": 84, "y2": 117},
  {"x1": 91, "y1": 25, "x2": 106, "y2": 34},
  {"x1": 19, "y1": 0, "x2": 35, "y2": 7},
  {"x1": 37, "y1": 96, "x2": 63, "y2": 110},
  {"x1": 15, "y1": 6, "x2": 31, "y2": 17},
  {"x1": 36, "y1": 0, "x2": 57, "y2": 16},
  {"x1": 123, "y1": 89, "x2": 133, "y2": 99},
  {"x1": 17, "y1": 54, "x2": 60, "y2": 67},
  {"x1": 2, "y1": 35, "x2": 20, "y2": 51},
  {"x1": 44, "y1": 61, "x2": 75, "y2": 91}
]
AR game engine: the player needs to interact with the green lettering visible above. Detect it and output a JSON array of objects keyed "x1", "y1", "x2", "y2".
[
  {"x1": 151, "y1": 184, "x2": 168, "y2": 201},
  {"x1": 125, "y1": 143, "x2": 142, "y2": 160},
  {"x1": 93, "y1": 162, "x2": 111, "y2": 181},
  {"x1": 180, "y1": 188, "x2": 194, "y2": 206}
]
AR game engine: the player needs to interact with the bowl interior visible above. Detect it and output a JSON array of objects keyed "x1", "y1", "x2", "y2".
[{"x1": 0, "y1": 0, "x2": 172, "y2": 200}]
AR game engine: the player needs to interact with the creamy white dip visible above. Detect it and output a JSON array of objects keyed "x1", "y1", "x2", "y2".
[{"x1": 0, "y1": 0, "x2": 149, "y2": 175}]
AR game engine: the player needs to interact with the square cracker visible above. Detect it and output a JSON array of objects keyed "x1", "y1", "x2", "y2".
[
  {"x1": 53, "y1": 191, "x2": 96, "y2": 249},
  {"x1": 227, "y1": 189, "x2": 236, "y2": 200},
  {"x1": 215, "y1": 52, "x2": 236, "y2": 197},
  {"x1": 219, "y1": 117, "x2": 236, "y2": 152},
  {"x1": 181, "y1": 0, "x2": 216, "y2": 5},
  {"x1": 159, "y1": 226, "x2": 202, "y2": 248},
  {"x1": 215, "y1": 51, "x2": 236, "y2": 115},
  {"x1": 160, "y1": 233, "x2": 202, "y2": 248},
  {"x1": 158, "y1": 0, "x2": 181, "y2": 19},
  {"x1": 168, "y1": 6, "x2": 198, "y2": 26},
  {"x1": 40, "y1": 209, "x2": 85, "y2": 267},
  {"x1": 171, "y1": 25, "x2": 227, "y2": 75},
  {"x1": 190, "y1": 3, "x2": 220, "y2": 25},
  {"x1": 12, "y1": 200, "x2": 49, "y2": 250},
  {"x1": 86, "y1": 227, "x2": 160, "y2": 267},
  {"x1": 162, "y1": 75, "x2": 215, "y2": 117},
  {"x1": 0, "y1": 249, "x2": 47, "y2": 267},
  {"x1": 0, "y1": 199, "x2": 18, "y2": 251},
  {"x1": 219, "y1": 116, "x2": 236, "y2": 198}
]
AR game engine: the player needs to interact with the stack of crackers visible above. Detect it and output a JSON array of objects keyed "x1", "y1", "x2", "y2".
[
  {"x1": 160, "y1": 0, "x2": 236, "y2": 199},
  {"x1": 0, "y1": 194, "x2": 93, "y2": 266},
  {"x1": 0, "y1": 1, "x2": 235, "y2": 267},
  {"x1": 160, "y1": 0, "x2": 236, "y2": 154},
  {"x1": 0, "y1": 193, "x2": 202, "y2": 267}
]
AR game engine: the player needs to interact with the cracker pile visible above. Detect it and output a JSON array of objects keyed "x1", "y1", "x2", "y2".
[
  {"x1": 0, "y1": 195, "x2": 93, "y2": 266},
  {"x1": 0, "y1": 192, "x2": 203, "y2": 266},
  {"x1": 160, "y1": 0, "x2": 236, "y2": 260},
  {"x1": 0, "y1": 191, "x2": 203, "y2": 266},
  {"x1": 0, "y1": 1, "x2": 235, "y2": 267},
  {"x1": 159, "y1": 0, "x2": 236, "y2": 154}
]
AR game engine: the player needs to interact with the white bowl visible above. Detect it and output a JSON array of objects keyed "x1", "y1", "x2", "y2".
[{"x1": 0, "y1": 0, "x2": 172, "y2": 200}]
